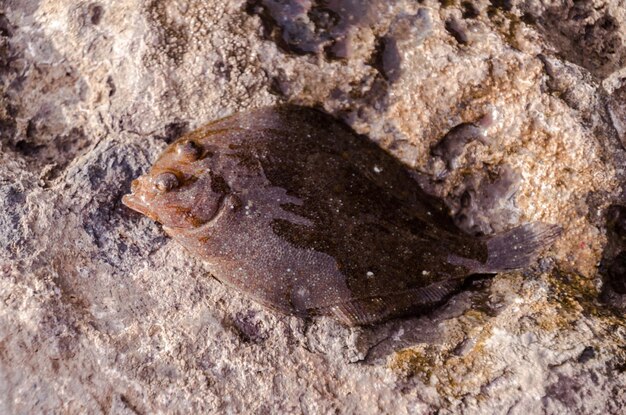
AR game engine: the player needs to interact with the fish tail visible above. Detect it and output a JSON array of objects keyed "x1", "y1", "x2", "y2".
[{"x1": 481, "y1": 222, "x2": 561, "y2": 272}]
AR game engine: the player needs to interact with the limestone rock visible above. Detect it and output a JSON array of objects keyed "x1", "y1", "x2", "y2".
[{"x1": 1, "y1": 0, "x2": 626, "y2": 413}]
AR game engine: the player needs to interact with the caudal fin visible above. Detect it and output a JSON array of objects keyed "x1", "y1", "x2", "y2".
[{"x1": 480, "y1": 222, "x2": 561, "y2": 272}]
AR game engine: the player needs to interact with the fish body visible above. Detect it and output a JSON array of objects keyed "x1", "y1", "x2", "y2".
[{"x1": 123, "y1": 106, "x2": 559, "y2": 325}]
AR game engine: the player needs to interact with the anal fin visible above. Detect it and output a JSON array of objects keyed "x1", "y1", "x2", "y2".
[{"x1": 320, "y1": 279, "x2": 463, "y2": 326}]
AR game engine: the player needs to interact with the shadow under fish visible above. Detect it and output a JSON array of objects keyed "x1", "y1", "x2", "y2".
[{"x1": 122, "y1": 105, "x2": 561, "y2": 326}]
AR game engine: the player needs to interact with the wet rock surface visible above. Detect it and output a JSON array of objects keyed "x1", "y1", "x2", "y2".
[{"x1": 1, "y1": 0, "x2": 626, "y2": 413}]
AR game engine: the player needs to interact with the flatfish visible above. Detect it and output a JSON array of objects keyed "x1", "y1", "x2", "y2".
[{"x1": 123, "y1": 105, "x2": 560, "y2": 325}]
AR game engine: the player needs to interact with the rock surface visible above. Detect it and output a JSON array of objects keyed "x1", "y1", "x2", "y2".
[{"x1": 1, "y1": 0, "x2": 626, "y2": 413}]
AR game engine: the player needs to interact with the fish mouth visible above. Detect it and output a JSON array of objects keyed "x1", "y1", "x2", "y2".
[{"x1": 122, "y1": 192, "x2": 159, "y2": 222}]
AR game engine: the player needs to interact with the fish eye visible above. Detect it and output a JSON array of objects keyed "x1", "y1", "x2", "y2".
[
  {"x1": 176, "y1": 140, "x2": 201, "y2": 161},
  {"x1": 154, "y1": 172, "x2": 179, "y2": 193}
]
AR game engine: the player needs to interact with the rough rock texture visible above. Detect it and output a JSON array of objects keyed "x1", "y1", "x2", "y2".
[{"x1": 1, "y1": 0, "x2": 626, "y2": 413}]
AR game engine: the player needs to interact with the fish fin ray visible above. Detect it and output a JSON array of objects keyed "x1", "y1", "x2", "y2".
[
  {"x1": 318, "y1": 280, "x2": 463, "y2": 326},
  {"x1": 479, "y1": 222, "x2": 561, "y2": 272}
]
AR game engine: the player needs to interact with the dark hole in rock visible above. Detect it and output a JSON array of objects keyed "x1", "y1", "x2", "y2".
[
  {"x1": 157, "y1": 121, "x2": 189, "y2": 144},
  {"x1": 309, "y1": 6, "x2": 341, "y2": 36},
  {"x1": 14, "y1": 139, "x2": 44, "y2": 157},
  {"x1": 268, "y1": 71, "x2": 291, "y2": 96},
  {"x1": 608, "y1": 251, "x2": 626, "y2": 294},
  {"x1": 90, "y1": 4, "x2": 103, "y2": 25},
  {"x1": 600, "y1": 205, "x2": 626, "y2": 296},
  {"x1": 119, "y1": 394, "x2": 143, "y2": 415},
  {"x1": 489, "y1": 0, "x2": 513, "y2": 11},
  {"x1": 577, "y1": 346, "x2": 596, "y2": 363},
  {"x1": 106, "y1": 75, "x2": 116, "y2": 96},
  {"x1": 445, "y1": 18, "x2": 469, "y2": 45},
  {"x1": 462, "y1": 2, "x2": 480, "y2": 19},
  {"x1": 231, "y1": 311, "x2": 269, "y2": 344},
  {"x1": 460, "y1": 190, "x2": 472, "y2": 208},
  {"x1": 607, "y1": 204, "x2": 626, "y2": 242},
  {"x1": 521, "y1": 13, "x2": 536, "y2": 25},
  {"x1": 0, "y1": 13, "x2": 13, "y2": 37},
  {"x1": 214, "y1": 60, "x2": 233, "y2": 81},
  {"x1": 26, "y1": 118, "x2": 37, "y2": 139}
]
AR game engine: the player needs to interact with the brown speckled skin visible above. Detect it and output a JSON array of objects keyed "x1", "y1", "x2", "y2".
[{"x1": 123, "y1": 106, "x2": 548, "y2": 325}]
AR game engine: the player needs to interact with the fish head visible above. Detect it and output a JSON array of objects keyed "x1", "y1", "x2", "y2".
[{"x1": 122, "y1": 138, "x2": 230, "y2": 232}]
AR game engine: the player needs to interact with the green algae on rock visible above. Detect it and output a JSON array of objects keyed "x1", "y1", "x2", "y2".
[{"x1": 122, "y1": 105, "x2": 560, "y2": 325}]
